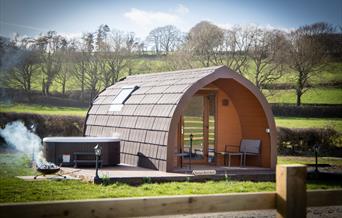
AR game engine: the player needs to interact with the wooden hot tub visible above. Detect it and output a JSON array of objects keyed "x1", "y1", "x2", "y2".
[{"x1": 43, "y1": 137, "x2": 120, "y2": 167}]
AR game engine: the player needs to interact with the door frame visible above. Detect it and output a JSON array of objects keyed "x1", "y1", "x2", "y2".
[{"x1": 179, "y1": 90, "x2": 217, "y2": 165}]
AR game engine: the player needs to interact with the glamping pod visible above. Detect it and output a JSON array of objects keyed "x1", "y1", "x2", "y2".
[{"x1": 84, "y1": 66, "x2": 277, "y2": 172}]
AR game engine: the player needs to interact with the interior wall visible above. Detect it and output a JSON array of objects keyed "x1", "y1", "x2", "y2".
[
  {"x1": 214, "y1": 79, "x2": 271, "y2": 168},
  {"x1": 215, "y1": 87, "x2": 243, "y2": 166}
]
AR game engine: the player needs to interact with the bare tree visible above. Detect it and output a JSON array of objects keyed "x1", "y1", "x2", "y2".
[
  {"x1": 84, "y1": 55, "x2": 101, "y2": 103},
  {"x1": 286, "y1": 22, "x2": 334, "y2": 106},
  {"x1": 248, "y1": 28, "x2": 287, "y2": 91},
  {"x1": 73, "y1": 49, "x2": 87, "y2": 102},
  {"x1": 95, "y1": 24, "x2": 110, "y2": 51},
  {"x1": 95, "y1": 25, "x2": 112, "y2": 88},
  {"x1": 105, "y1": 30, "x2": 130, "y2": 85},
  {"x1": 36, "y1": 31, "x2": 64, "y2": 96},
  {"x1": 212, "y1": 25, "x2": 253, "y2": 74},
  {"x1": 147, "y1": 28, "x2": 162, "y2": 55},
  {"x1": 147, "y1": 25, "x2": 181, "y2": 55},
  {"x1": 55, "y1": 38, "x2": 76, "y2": 96},
  {"x1": 187, "y1": 21, "x2": 224, "y2": 67},
  {"x1": 1, "y1": 36, "x2": 40, "y2": 98},
  {"x1": 125, "y1": 32, "x2": 139, "y2": 76},
  {"x1": 164, "y1": 45, "x2": 195, "y2": 70},
  {"x1": 73, "y1": 33, "x2": 94, "y2": 102}
]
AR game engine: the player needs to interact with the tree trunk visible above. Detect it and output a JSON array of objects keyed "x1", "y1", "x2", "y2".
[
  {"x1": 296, "y1": 89, "x2": 302, "y2": 106},
  {"x1": 42, "y1": 79, "x2": 46, "y2": 96},
  {"x1": 45, "y1": 81, "x2": 52, "y2": 96},
  {"x1": 62, "y1": 82, "x2": 66, "y2": 96},
  {"x1": 80, "y1": 72, "x2": 85, "y2": 102}
]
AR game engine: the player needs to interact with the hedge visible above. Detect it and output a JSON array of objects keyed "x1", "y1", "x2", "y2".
[
  {"x1": 271, "y1": 104, "x2": 342, "y2": 118},
  {"x1": 277, "y1": 127, "x2": 341, "y2": 156},
  {"x1": 0, "y1": 112, "x2": 84, "y2": 145},
  {"x1": 264, "y1": 81, "x2": 342, "y2": 90}
]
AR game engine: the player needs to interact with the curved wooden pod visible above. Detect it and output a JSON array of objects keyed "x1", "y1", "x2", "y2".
[
  {"x1": 85, "y1": 66, "x2": 276, "y2": 172},
  {"x1": 167, "y1": 66, "x2": 276, "y2": 171}
]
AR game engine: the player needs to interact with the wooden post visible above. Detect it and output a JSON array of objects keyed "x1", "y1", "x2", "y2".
[{"x1": 276, "y1": 164, "x2": 307, "y2": 218}]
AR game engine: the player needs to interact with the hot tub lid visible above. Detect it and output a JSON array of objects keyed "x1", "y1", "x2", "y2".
[{"x1": 43, "y1": 136, "x2": 120, "y2": 143}]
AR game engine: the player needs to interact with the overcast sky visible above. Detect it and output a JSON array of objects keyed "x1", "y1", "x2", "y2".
[{"x1": 0, "y1": 0, "x2": 341, "y2": 40}]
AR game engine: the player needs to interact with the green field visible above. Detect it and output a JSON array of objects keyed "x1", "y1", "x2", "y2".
[
  {"x1": 0, "y1": 153, "x2": 341, "y2": 203},
  {"x1": 0, "y1": 103, "x2": 87, "y2": 117},
  {"x1": 266, "y1": 88, "x2": 342, "y2": 105},
  {"x1": 275, "y1": 117, "x2": 342, "y2": 132},
  {"x1": 243, "y1": 62, "x2": 342, "y2": 85},
  {"x1": 278, "y1": 156, "x2": 342, "y2": 166}
]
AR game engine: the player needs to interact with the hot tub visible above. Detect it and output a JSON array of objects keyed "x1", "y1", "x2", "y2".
[{"x1": 43, "y1": 137, "x2": 120, "y2": 167}]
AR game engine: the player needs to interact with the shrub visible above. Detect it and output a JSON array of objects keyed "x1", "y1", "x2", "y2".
[
  {"x1": 272, "y1": 104, "x2": 342, "y2": 118},
  {"x1": 277, "y1": 127, "x2": 341, "y2": 156},
  {"x1": 0, "y1": 112, "x2": 84, "y2": 143}
]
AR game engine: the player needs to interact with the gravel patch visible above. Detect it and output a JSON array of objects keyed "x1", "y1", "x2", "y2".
[{"x1": 145, "y1": 206, "x2": 342, "y2": 218}]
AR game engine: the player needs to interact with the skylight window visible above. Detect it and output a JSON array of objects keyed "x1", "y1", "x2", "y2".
[{"x1": 109, "y1": 86, "x2": 139, "y2": 112}]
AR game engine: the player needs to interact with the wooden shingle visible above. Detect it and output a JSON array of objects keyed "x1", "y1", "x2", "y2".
[
  {"x1": 150, "y1": 105, "x2": 175, "y2": 117},
  {"x1": 157, "y1": 93, "x2": 182, "y2": 104},
  {"x1": 129, "y1": 129, "x2": 147, "y2": 142},
  {"x1": 140, "y1": 94, "x2": 162, "y2": 104},
  {"x1": 152, "y1": 118, "x2": 171, "y2": 131},
  {"x1": 124, "y1": 94, "x2": 145, "y2": 104},
  {"x1": 121, "y1": 105, "x2": 138, "y2": 116},
  {"x1": 135, "y1": 117, "x2": 155, "y2": 129},
  {"x1": 120, "y1": 116, "x2": 138, "y2": 128},
  {"x1": 106, "y1": 116, "x2": 122, "y2": 127},
  {"x1": 133, "y1": 105, "x2": 154, "y2": 116},
  {"x1": 145, "y1": 85, "x2": 170, "y2": 94}
]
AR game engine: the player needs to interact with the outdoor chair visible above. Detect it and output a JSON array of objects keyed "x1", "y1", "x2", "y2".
[{"x1": 220, "y1": 139, "x2": 261, "y2": 167}]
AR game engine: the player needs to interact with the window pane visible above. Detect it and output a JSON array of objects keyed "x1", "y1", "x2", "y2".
[
  {"x1": 112, "y1": 88, "x2": 134, "y2": 104},
  {"x1": 108, "y1": 86, "x2": 139, "y2": 112}
]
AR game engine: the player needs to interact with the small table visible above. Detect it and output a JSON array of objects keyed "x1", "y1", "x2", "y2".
[{"x1": 217, "y1": 151, "x2": 243, "y2": 167}]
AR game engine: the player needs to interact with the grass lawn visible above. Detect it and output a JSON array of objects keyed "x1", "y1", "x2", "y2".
[
  {"x1": 278, "y1": 156, "x2": 342, "y2": 166},
  {"x1": 266, "y1": 88, "x2": 342, "y2": 105},
  {"x1": 0, "y1": 103, "x2": 87, "y2": 117},
  {"x1": 275, "y1": 117, "x2": 342, "y2": 132},
  {"x1": 0, "y1": 153, "x2": 341, "y2": 203}
]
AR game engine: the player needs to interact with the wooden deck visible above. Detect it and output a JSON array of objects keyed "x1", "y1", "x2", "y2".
[{"x1": 60, "y1": 164, "x2": 275, "y2": 184}]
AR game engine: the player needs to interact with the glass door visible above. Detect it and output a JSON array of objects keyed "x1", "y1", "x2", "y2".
[
  {"x1": 207, "y1": 94, "x2": 216, "y2": 163},
  {"x1": 183, "y1": 96, "x2": 205, "y2": 162},
  {"x1": 181, "y1": 93, "x2": 216, "y2": 164}
]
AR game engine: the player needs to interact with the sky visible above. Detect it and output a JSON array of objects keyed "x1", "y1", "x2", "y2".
[{"x1": 0, "y1": 0, "x2": 341, "y2": 40}]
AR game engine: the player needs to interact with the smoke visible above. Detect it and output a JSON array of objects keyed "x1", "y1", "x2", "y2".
[{"x1": 0, "y1": 120, "x2": 47, "y2": 166}]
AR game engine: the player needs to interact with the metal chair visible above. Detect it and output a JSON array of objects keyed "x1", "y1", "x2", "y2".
[{"x1": 220, "y1": 139, "x2": 261, "y2": 167}]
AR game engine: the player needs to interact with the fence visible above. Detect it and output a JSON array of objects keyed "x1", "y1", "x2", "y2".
[{"x1": 0, "y1": 165, "x2": 341, "y2": 218}]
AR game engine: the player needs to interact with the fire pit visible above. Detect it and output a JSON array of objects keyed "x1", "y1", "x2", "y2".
[{"x1": 34, "y1": 162, "x2": 65, "y2": 179}]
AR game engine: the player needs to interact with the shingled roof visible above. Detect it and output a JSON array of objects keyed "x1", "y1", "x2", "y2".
[{"x1": 84, "y1": 66, "x2": 222, "y2": 171}]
